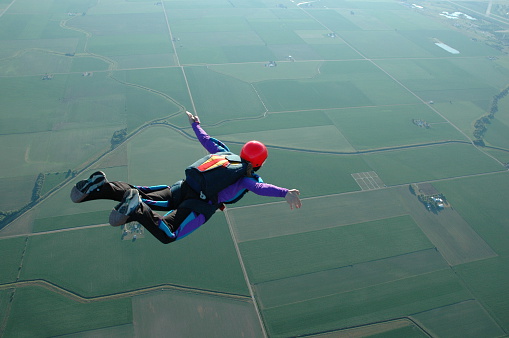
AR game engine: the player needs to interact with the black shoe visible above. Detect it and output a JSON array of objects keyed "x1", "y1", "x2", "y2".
[
  {"x1": 70, "y1": 171, "x2": 107, "y2": 203},
  {"x1": 109, "y1": 189, "x2": 141, "y2": 226}
]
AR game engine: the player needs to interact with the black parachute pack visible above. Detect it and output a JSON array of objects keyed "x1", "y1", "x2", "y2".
[{"x1": 184, "y1": 152, "x2": 249, "y2": 205}]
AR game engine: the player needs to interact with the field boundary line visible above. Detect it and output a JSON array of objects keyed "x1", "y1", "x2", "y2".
[
  {"x1": 261, "y1": 266, "x2": 450, "y2": 310},
  {"x1": 0, "y1": 0, "x2": 17, "y2": 18},
  {"x1": 0, "y1": 223, "x2": 109, "y2": 240},
  {"x1": 0, "y1": 279, "x2": 251, "y2": 304},
  {"x1": 224, "y1": 209, "x2": 268, "y2": 338},
  {"x1": 229, "y1": 170, "x2": 509, "y2": 212},
  {"x1": 160, "y1": 1, "x2": 198, "y2": 114},
  {"x1": 298, "y1": 316, "x2": 432, "y2": 338},
  {"x1": 252, "y1": 247, "x2": 440, "y2": 287}
]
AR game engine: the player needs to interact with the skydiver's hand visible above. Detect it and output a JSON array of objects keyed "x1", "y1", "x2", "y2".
[
  {"x1": 186, "y1": 111, "x2": 200, "y2": 125},
  {"x1": 285, "y1": 189, "x2": 302, "y2": 209}
]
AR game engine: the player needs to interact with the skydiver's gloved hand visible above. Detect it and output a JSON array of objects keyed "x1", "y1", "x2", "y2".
[
  {"x1": 186, "y1": 111, "x2": 200, "y2": 125},
  {"x1": 285, "y1": 189, "x2": 302, "y2": 209}
]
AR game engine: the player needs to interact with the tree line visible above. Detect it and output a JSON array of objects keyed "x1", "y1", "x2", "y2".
[
  {"x1": 473, "y1": 85, "x2": 509, "y2": 146},
  {"x1": 0, "y1": 170, "x2": 76, "y2": 229}
]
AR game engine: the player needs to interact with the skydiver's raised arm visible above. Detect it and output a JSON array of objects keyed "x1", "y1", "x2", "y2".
[{"x1": 186, "y1": 111, "x2": 228, "y2": 153}]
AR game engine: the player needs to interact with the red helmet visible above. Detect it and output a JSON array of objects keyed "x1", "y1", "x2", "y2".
[{"x1": 240, "y1": 141, "x2": 268, "y2": 168}]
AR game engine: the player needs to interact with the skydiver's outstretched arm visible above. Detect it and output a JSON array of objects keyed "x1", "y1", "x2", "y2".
[{"x1": 185, "y1": 110, "x2": 228, "y2": 153}]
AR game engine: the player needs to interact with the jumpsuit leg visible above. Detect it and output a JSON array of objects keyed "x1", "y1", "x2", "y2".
[
  {"x1": 79, "y1": 181, "x2": 133, "y2": 202},
  {"x1": 80, "y1": 181, "x2": 173, "y2": 207},
  {"x1": 125, "y1": 181, "x2": 207, "y2": 244},
  {"x1": 126, "y1": 203, "x2": 195, "y2": 244}
]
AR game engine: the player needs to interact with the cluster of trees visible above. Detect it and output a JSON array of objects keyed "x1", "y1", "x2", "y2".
[
  {"x1": 473, "y1": 85, "x2": 509, "y2": 145},
  {"x1": 111, "y1": 128, "x2": 127, "y2": 148},
  {"x1": 32, "y1": 173, "x2": 45, "y2": 201}
]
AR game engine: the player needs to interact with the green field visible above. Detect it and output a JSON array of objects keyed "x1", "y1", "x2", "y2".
[
  {"x1": 239, "y1": 215, "x2": 433, "y2": 284},
  {"x1": 3, "y1": 286, "x2": 132, "y2": 338},
  {"x1": 1, "y1": 0, "x2": 509, "y2": 336}
]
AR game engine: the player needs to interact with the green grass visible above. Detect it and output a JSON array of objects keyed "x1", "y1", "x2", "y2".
[
  {"x1": 432, "y1": 173, "x2": 509, "y2": 330},
  {"x1": 254, "y1": 249, "x2": 448, "y2": 310},
  {"x1": 412, "y1": 300, "x2": 505, "y2": 338},
  {"x1": 123, "y1": 67, "x2": 192, "y2": 113},
  {"x1": 239, "y1": 215, "x2": 433, "y2": 284},
  {"x1": 327, "y1": 104, "x2": 468, "y2": 150},
  {"x1": 400, "y1": 29, "x2": 504, "y2": 57},
  {"x1": 127, "y1": 126, "x2": 205, "y2": 185},
  {"x1": 0, "y1": 289, "x2": 12, "y2": 334},
  {"x1": 69, "y1": 56, "x2": 110, "y2": 73},
  {"x1": 40, "y1": 172, "x2": 72, "y2": 196},
  {"x1": 223, "y1": 44, "x2": 279, "y2": 63},
  {"x1": 253, "y1": 60, "x2": 420, "y2": 111},
  {"x1": 0, "y1": 175, "x2": 34, "y2": 211},
  {"x1": 362, "y1": 143, "x2": 504, "y2": 185},
  {"x1": 0, "y1": 237, "x2": 26, "y2": 283},
  {"x1": 0, "y1": 49, "x2": 74, "y2": 76},
  {"x1": 341, "y1": 30, "x2": 434, "y2": 58},
  {"x1": 0, "y1": 75, "x2": 67, "y2": 134},
  {"x1": 431, "y1": 101, "x2": 489, "y2": 138},
  {"x1": 21, "y1": 216, "x2": 249, "y2": 297},
  {"x1": 376, "y1": 58, "x2": 500, "y2": 102},
  {"x1": 4, "y1": 286, "x2": 132, "y2": 337},
  {"x1": 304, "y1": 8, "x2": 361, "y2": 32},
  {"x1": 444, "y1": 57, "x2": 509, "y2": 90},
  {"x1": 203, "y1": 108, "x2": 331, "y2": 136},
  {"x1": 454, "y1": 257, "x2": 509, "y2": 332},
  {"x1": 249, "y1": 21, "x2": 306, "y2": 45},
  {"x1": 33, "y1": 210, "x2": 111, "y2": 232},
  {"x1": 255, "y1": 77, "x2": 372, "y2": 111},
  {"x1": 433, "y1": 172, "x2": 509, "y2": 256},
  {"x1": 309, "y1": 43, "x2": 363, "y2": 60},
  {"x1": 485, "y1": 118, "x2": 509, "y2": 150},
  {"x1": 185, "y1": 66, "x2": 266, "y2": 122},
  {"x1": 125, "y1": 86, "x2": 180, "y2": 131},
  {"x1": 209, "y1": 61, "x2": 322, "y2": 83},
  {"x1": 0, "y1": 124, "x2": 119, "y2": 179},
  {"x1": 0, "y1": 14, "x2": 56, "y2": 39},
  {"x1": 174, "y1": 44, "x2": 230, "y2": 64},
  {"x1": 171, "y1": 16, "x2": 251, "y2": 33},
  {"x1": 88, "y1": 34, "x2": 173, "y2": 57},
  {"x1": 263, "y1": 269, "x2": 470, "y2": 337},
  {"x1": 369, "y1": 325, "x2": 430, "y2": 338},
  {"x1": 71, "y1": 12, "x2": 169, "y2": 36},
  {"x1": 494, "y1": 93, "x2": 509, "y2": 127}
]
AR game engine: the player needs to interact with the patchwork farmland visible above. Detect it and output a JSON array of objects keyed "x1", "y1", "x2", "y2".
[{"x1": 1, "y1": 0, "x2": 509, "y2": 337}]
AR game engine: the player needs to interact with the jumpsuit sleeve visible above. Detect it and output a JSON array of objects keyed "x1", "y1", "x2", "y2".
[
  {"x1": 192, "y1": 122, "x2": 229, "y2": 154},
  {"x1": 240, "y1": 177, "x2": 289, "y2": 198}
]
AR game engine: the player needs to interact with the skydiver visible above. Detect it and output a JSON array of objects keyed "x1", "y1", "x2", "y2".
[{"x1": 70, "y1": 111, "x2": 302, "y2": 244}]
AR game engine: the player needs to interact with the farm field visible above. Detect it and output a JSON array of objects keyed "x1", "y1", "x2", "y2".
[{"x1": 1, "y1": 0, "x2": 509, "y2": 337}]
